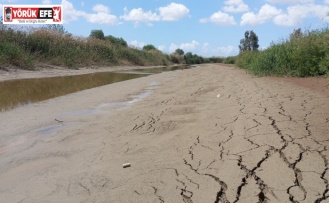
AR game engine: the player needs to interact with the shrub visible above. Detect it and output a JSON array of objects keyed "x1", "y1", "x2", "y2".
[
  {"x1": 89, "y1": 29, "x2": 105, "y2": 40},
  {"x1": 105, "y1": 35, "x2": 127, "y2": 47},
  {"x1": 0, "y1": 27, "x2": 172, "y2": 68},
  {"x1": 236, "y1": 27, "x2": 329, "y2": 76},
  {"x1": 184, "y1": 52, "x2": 205, "y2": 64},
  {"x1": 223, "y1": 56, "x2": 236, "y2": 64},
  {"x1": 208, "y1": 57, "x2": 224, "y2": 63},
  {"x1": 142, "y1": 44, "x2": 157, "y2": 51},
  {"x1": 170, "y1": 53, "x2": 184, "y2": 64}
]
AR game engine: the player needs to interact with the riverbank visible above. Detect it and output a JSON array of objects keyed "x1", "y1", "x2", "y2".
[
  {"x1": 0, "y1": 65, "x2": 169, "y2": 82},
  {"x1": 1, "y1": 64, "x2": 329, "y2": 202}
]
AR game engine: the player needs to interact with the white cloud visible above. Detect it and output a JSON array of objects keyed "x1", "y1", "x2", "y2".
[
  {"x1": 157, "y1": 45, "x2": 166, "y2": 52},
  {"x1": 200, "y1": 43, "x2": 212, "y2": 55},
  {"x1": 85, "y1": 4, "x2": 118, "y2": 25},
  {"x1": 200, "y1": 11, "x2": 236, "y2": 26},
  {"x1": 158, "y1": 3, "x2": 189, "y2": 21},
  {"x1": 241, "y1": 4, "x2": 282, "y2": 26},
  {"x1": 200, "y1": 43, "x2": 238, "y2": 57},
  {"x1": 325, "y1": 0, "x2": 329, "y2": 4},
  {"x1": 42, "y1": 0, "x2": 52, "y2": 4},
  {"x1": 129, "y1": 40, "x2": 146, "y2": 49},
  {"x1": 121, "y1": 7, "x2": 160, "y2": 26},
  {"x1": 92, "y1": 4, "x2": 109, "y2": 13},
  {"x1": 61, "y1": 0, "x2": 118, "y2": 25},
  {"x1": 240, "y1": 2, "x2": 329, "y2": 27},
  {"x1": 267, "y1": 0, "x2": 314, "y2": 4},
  {"x1": 169, "y1": 40, "x2": 199, "y2": 53},
  {"x1": 222, "y1": 0, "x2": 249, "y2": 13},
  {"x1": 217, "y1": 45, "x2": 237, "y2": 56},
  {"x1": 274, "y1": 4, "x2": 329, "y2": 26},
  {"x1": 62, "y1": 0, "x2": 86, "y2": 23},
  {"x1": 121, "y1": 3, "x2": 189, "y2": 25},
  {"x1": 0, "y1": 4, "x2": 2, "y2": 16},
  {"x1": 86, "y1": 13, "x2": 118, "y2": 25}
]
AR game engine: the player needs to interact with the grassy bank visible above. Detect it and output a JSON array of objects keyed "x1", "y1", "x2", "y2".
[
  {"x1": 235, "y1": 28, "x2": 329, "y2": 77},
  {"x1": 0, "y1": 26, "x2": 172, "y2": 70}
]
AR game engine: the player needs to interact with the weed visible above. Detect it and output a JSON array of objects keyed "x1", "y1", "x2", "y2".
[
  {"x1": 236, "y1": 27, "x2": 329, "y2": 77},
  {"x1": 0, "y1": 26, "x2": 172, "y2": 69}
]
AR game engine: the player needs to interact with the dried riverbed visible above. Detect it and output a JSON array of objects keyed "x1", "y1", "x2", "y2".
[{"x1": 0, "y1": 64, "x2": 329, "y2": 202}]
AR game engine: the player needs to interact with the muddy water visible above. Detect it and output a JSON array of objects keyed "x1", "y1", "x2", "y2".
[{"x1": 0, "y1": 65, "x2": 188, "y2": 110}]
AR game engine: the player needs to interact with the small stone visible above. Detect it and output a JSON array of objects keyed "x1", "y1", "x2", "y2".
[{"x1": 123, "y1": 163, "x2": 131, "y2": 168}]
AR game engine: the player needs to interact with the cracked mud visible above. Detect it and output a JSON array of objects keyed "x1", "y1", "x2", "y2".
[{"x1": 1, "y1": 64, "x2": 329, "y2": 202}]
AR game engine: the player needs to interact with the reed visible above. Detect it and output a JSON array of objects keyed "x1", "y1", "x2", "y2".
[
  {"x1": 0, "y1": 26, "x2": 172, "y2": 69},
  {"x1": 235, "y1": 27, "x2": 329, "y2": 77}
]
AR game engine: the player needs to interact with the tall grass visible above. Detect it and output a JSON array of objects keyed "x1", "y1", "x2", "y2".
[
  {"x1": 0, "y1": 26, "x2": 172, "y2": 69},
  {"x1": 236, "y1": 28, "x2": 329, "y2": 77}
]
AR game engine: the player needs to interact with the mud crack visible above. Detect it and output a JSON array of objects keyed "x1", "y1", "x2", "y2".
[
  {"x1": 152, "y1": 186, "x2": 165, "y2": 203},
  {"x1": 205, "y1": 174, "x2": 229, "y2": 203}
]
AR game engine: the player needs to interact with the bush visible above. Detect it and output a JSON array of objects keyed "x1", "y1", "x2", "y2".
[
  {"x1": 89, "y1": 29, "x2": 105, "y2": 40},
  {"x1": 105, "y1": 35, "x2": 127, "y2": 47},
  {"x1": 142, "y1": 44, "x2": 157, "y2": 51},
  {"x1": 170, "y1": 53, "x2": 184, "y2": 64},
  {"x1": 184, "y1": 52, "x2": 204, "y2": 64},
  {"x1": 208, "y1": 57, "x2": 224, "y2": 63},
  {"x1": 223, "y1": 56, "x2": 237, "y2": 64},
  {"x1": 0, "y1": 27, "x2": 172, "y2": 69},
  {"x1": 236, "y1": 28, "x2": 329, "y2": 76}
]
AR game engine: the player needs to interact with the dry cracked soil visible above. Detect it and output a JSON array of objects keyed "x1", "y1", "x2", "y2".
[{"x1": 0, "y1": 64, "x2": 329, "y2": 203}]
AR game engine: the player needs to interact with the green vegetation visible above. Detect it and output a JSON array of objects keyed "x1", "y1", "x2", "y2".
[
  {"x1": 168, "y1": 49, "x2": 226, "y2": 65},
  {"x1": 239, "y1": 30, "x2": 259, "y2": 52},
  {"x1": 208, "y1": 57, "x2": 225, "y2": 63},
  {"x1": 184, "y1": 52, "x2": 205, "y2": 64},
  {"x1": 0, "y1": 25, "x2": 172, "y2": 69},
  {"x1": 0, "y1": 21, "x2": 237, "y2": 70},
  {"x1": 42, "y1": 24, "x2": 71, "y2": 36},
  {"x1": 105, "y1": 35, "x2": 128, "y2": 47},
  {"x1": 235, "y1": 28, "x2": 329, "y2": 77},
  {"x1": 142, "y1": 44, "x2": 157, "y2": 51},
  {"x1": 89, "y1": 29, "x2": 105, "y2": 40},
  {"x1": 223, "y1": 56, "x2": 237, "y2": 64},
  {"x1": 175, "y1": 48, "x2": 184, "y2": 56},
  {"x1": 169, "y1": 49, "x2": 185, "y2": 64}
]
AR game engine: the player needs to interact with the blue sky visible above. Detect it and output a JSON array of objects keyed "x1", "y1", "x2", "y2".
[{"x1": 1, "y1": 0, "x2": 329, "y2": 57}]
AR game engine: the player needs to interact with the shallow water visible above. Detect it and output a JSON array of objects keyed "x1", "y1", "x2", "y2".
[
  {"x1": 0, "y1": 65, "x2": 188, "y2": 110},
  {"x1": 44, "y1": 81, "x2": 159, "y2": 136}
]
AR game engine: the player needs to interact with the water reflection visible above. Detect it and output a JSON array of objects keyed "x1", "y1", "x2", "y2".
[{"x1": 0, "y1": 65, "x2": 189, "y2": 110}]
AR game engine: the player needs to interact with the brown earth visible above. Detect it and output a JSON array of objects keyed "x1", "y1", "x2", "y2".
[{"x1": 0, "y1": 64, "x2": 329, "y2": 202}]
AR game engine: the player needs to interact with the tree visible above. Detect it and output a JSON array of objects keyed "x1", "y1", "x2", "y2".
[
  {"x1": 89, "y1": 29, "x2": 105, "y2": 40},
  {"x1": 249, "y1": 31, "x2": 259, "y2": 51},
  {"x1": 184, "y1": 52, "x2": 204, "y2": 64},
  {"x1": 175, "y1": 48, "x2": 184, "y2": 56},
  {"x1": 239, "y1": 30, "x2": 259, "y2": 52},
  {"x1": 105, "y1": 35, "x2": 127, "y2": 46},
  {"x1": 143, "y1": 44, "x2": 157, "y2": 51}
]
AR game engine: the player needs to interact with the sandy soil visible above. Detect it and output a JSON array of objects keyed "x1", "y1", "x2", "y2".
[
  {"x1": 0, "y1": 65, "x2": 167, "y2": 82},
  {"x1": 1, "y1": 64, "x2": 329, "y2": 202}
]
